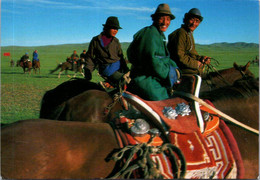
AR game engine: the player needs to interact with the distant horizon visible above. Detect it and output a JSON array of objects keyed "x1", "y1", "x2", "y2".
[{"x1": 2, "y1": 41, "x2": 259, "y2": 48}]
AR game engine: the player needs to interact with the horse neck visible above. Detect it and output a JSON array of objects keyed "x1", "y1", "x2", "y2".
[{"x1": 209, "y1": 68, "x2": 242, "y2": 84}]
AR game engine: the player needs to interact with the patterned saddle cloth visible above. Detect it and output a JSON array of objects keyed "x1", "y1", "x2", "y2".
[{"x1": 110, "y1": 91, "x2": 244, "y2": 179}]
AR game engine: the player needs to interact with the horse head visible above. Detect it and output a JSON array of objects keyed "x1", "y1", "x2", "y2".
[{"x1": 233, "y1": 61, "x2": 255, "y2": 79}]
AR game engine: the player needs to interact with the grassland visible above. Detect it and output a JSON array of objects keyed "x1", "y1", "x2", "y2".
[{"x1": 1, "y1": 42, "x2": 259, "y2": 124}]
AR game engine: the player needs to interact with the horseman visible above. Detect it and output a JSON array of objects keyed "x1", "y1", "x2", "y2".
[
  {"x1": 70, "y1": 50, "x2": 79, "y2": 70},
  {"x1": 20, "y1": 52, "x2": 30, "y2": 66},
  {"x1": 80, "y1": 49, "x2": 87, "y2": 61},
  {"x1": 32, "y1": 50, "x2": 39, "y2": 65},
  {"x1": 84, "y1": 16, "x2": 130, "y2": 88},
  {"x1": 127, "y1": 4, "x2": 180, "y2": 101},
  {"x1": 167, "y1": 8, "x2": 212, "y2": 94}
]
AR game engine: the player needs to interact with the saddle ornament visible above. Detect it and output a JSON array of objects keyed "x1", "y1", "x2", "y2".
[
  {"x1": 175, "y1": 102, "x2": 191, "y2": 116},
  {"x1": 162, "y1": 102, "x2": 191, "y2": 120},
  {"x1": 162, "y1": 107, "x2": 178, "y2": 119},
  {"x1": 131, "y1": 119, "x2": 150, "y2": 136}
]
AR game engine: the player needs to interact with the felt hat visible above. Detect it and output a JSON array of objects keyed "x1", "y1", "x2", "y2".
[
  {"x1": 185, "y1": 8, "x2": 203, "y2": 22},
  {"x1": 151, "y1": 3, "x2": 175, "y2": 20},
  {"x1": 103, "y1": 16, "x2": 122, "y2": 29}
]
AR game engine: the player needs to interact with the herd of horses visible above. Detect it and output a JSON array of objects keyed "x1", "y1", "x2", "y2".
[
  {"x1": 15, "y1": 57, "x2": 85, "y2": 78},
  {"x1": 1, "y1": 61, "x2": 259, "y2": 179}
]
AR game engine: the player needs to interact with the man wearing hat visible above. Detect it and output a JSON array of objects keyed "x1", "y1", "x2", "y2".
[
  {"x1": 84, "y1": 16, "x2": 129, "y2": 88},
  {"x1": 167, "y1": 8, "x2": 211, "y2": 76},
  {"x1": 20, "y1": 52, "x2": 30, "y2": 64},
  {"x1": 127, "y1": 3, "x2": 180, "y2": 101}
]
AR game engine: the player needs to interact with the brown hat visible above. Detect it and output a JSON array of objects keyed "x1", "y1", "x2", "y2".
[
  {"x1": 151, "y1": 3, "x2": 175, "y2": 20},
  {"x1": 103, "y1": 16, "x2": 122, "y2": 29}
]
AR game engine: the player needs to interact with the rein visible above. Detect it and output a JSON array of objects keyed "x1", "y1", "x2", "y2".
[
  {"x1": 204, "y1": 60, "x2": 232, "y2": 87},
  {"x1": 173, "y1": 91, "x2": 259, "y2": 135}
]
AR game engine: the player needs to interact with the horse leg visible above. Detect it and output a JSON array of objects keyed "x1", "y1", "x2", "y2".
[
  {"x1": 81, "y1": 72, "x2": 85, "y2": 77},
  {"x1": 58, "y1": 71, "x2": 63, "y2": 78},
  {"x1": 65, "y1": 70, "x2": 71, "y2": 78}
]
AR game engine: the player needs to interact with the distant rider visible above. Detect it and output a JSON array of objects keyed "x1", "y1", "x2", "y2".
[
  {"x1": 70, "y1": 50, "x2": 79, "y2": 70},
  {"x1": 20, "y1": 52, "x2": 30, "y2": 65},
  {"x1": 32, "y1": 50, "x2": 39, "y2": 64}
]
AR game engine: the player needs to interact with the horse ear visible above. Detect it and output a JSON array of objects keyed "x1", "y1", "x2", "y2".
[
  {"x1": 245, "y1": 61, "x2": 251, "y2": 69},
  {"x1": 233, "y1": 62, "x2": 238, "y2": 69}
]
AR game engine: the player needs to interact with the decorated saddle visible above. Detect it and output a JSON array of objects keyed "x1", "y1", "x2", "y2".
[{"x1": 109, "y1": 76, "x2": 244, "y2": 179}]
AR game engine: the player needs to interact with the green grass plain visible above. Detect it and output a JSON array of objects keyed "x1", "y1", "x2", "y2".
[{"x1": 1, "y1": 42, "x2": 259, "y2": 124}]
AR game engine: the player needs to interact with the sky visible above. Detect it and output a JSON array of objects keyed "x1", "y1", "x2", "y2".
[{"x1": 1, "y1": 0, "x2": 259, "y2": 47}]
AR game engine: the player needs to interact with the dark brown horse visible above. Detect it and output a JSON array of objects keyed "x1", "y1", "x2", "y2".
[
  {"x1": 49, "y1": 57, "x2": 85, "y2": 78},
  {"x1": 200, "y1": 61, "x2": 255, "y2": 92},
  {"x1": 1, "y1": 93, "x2": 259, "y2": 179},
  {"x1": 32, "y1": 60, "x2": 40, "y2": 74},
  {"x1": 199, "y1": 76, "x2": 259, "y2": 101},
  {"x1": 10, "y1": 59, "x2": 14, "y2": 67},
  {"x1": 20, "y1": 60, "x2": 32, "y2": 74},
  {"x1": 40, "y1": 78, "x2": 107, "y2": 120}
]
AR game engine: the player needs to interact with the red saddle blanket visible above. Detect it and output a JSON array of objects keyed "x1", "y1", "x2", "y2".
[
  {"x1": 114, "y1": 117, "x2": 244, "y2": 179},
  {"x1": 169, "y1": 120, "x2": 242, "y2": 178},
  {"x1": 114, "y1": 91, "x2": 244, "y2": 178}
]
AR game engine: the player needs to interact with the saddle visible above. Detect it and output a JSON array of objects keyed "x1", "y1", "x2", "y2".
[{"x1": 109, "y1": 75, "x2": 244, "y2": 179}]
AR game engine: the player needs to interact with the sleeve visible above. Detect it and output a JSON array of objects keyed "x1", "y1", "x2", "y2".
[
  {"x1": 170, "y1": 30, "x2": 199, "y2": 70},
  {"x1": 85, "y1": 38, "x2": 96, "y2": 73},
  {"x1": 117, "y1": 43, "x2": 129, "y2": 73}
]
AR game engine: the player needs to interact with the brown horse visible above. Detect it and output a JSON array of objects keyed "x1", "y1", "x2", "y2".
[
  {"x1": 32, "y1": 60, "x2": 40, "y2": 74},
  {"x1": 49, "y1": 57, "x2": 85, "y2": 78},
  {"x1": 20, "y1": 60, "x2": 32, "y2": 74},
  {"x1": 10, "y1": 59, "x2": 14, "y2": 67},
  {"x1": 199, "y1": 76, "x2": 259, "y2": 101},
  {"x1": 40, "y1": 63, "x2": 257, "y2": 123},
  {"x1": 200, "y1": 61, "x2": 255, "y2": 92},
  {"x1": 1, "y1": 93, "x2": 259, "y2": 179},
  {"x1": 40, "y1": 78, "x2": 106, "y2": 120}
]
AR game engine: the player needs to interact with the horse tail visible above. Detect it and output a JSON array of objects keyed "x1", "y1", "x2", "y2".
[{"x1": 49, "y1": 63, "x2": 62, "y2": 74}]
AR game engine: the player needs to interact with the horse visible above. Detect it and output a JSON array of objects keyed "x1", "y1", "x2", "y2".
[
  {"x1": 1, "y1": 93, "x2": 259, "y2": 179},
  {"x1": 40, "y1": 62, "x2": 257, "y2": 123},
  {"x1": 200, "y1": 61, "x2": 255, "y2": 92},
  {"x1": 16, "y1": 60, "x2": 20, "y2": 67},
  {"x1": 32, "y1": 60, "x2": 40, "y2": 74},
  {"x1": 199, "y1": 76, "x2": 259, "y2": 101},
  {"x1": 49, "y1": 57, "x2": 85, "y2": 78},
  {"x1": 20, "y1": 60, "x2": 32, "y2": 74},
  {"x1": 250, "y1": 56, "x2": 259, "y2": 66},
  {"x1": 40, "y1": 78, "x2": 107, "y2": 120},
  {"x1": 10, "y1": 59, "x2": 14, "y2": 67}
]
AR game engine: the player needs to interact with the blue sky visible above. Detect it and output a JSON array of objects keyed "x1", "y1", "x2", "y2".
[{"x1": 1, "y1": 0, "x2": 259, "y2": 46}]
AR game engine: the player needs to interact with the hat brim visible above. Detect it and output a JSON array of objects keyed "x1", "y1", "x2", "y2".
[
  {"x1": 151, "y1": 13, "x2": 175, "y2": 20},
  {"x1": 102, "y1": 24, "x2": 122, "y2": 29},
  {"x1": 185, "y1": 13, "x2": 203, "y2": 22}
]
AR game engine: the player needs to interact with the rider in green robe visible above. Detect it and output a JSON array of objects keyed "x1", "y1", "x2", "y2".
[{"x1": 127, "y1": 4, "x2": 180, "y2": 101}]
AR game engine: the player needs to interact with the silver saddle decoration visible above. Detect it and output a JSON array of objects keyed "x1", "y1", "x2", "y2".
[
  {"x1": 163, "y1": 107, "x2": 178, "y2": 119},
  {"x1": 131, "y1": 119, "x2": 150, "y2": 136},
  {"x1": 175, "y1": 102, "x2": 191, "y2": 116}
]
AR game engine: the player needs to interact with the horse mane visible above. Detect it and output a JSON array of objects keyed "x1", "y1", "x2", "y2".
[
  {"x1": 40, "y1": 78, "x2": 104, "y2": 119},
  {"x1": 200, "y1": 76, "x2": 259, "y2": 101}
]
